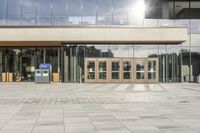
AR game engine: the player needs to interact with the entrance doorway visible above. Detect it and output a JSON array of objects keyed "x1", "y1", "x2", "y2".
[{"x1": 85, "y1": 58, "x2": 159, "y2": 83}]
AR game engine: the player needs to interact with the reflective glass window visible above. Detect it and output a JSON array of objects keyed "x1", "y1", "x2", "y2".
[
  {"x1": 134, "y1": 45, "x2": 158, "y2": 58},
  {"x1": 191, "y1": 1, "x2": 200, "y2": 19},
  {"x1": 68, "y1": 0, "x2": 82, "y2": 24},
  {"x1": 86, "y1": 45, "x2": 110, "y2": 58},
  {"x1": 97, "y1": 0, "x2": 112, "y2": 24},
  {"x1": 113, "y1": 0, "x2": 127, "y2": 25},
  {"x1": 111, "y1": 61, "x2": 120, "y2": 79},
  {"x1": 110, "y1": 45, "x2": 133, "y2": 58},
  {"x1": 22, "y1": 0, "x2": 36, "y2": 25},
  {"x1": 37, "y1": 0, "x2": 51, "y2": 25},
  {"x1": 145, "y1": 0, "x2": 161, "y2": 19},
  {"x1": 99, "y1": 61, "x2": 107, "y2": 80},
  {"x1": 191, "y1": 1, "x2": 200, "y2": 33},
  {"x1": 7, "y1": 0, "x2": 21, "y2": 25},
  {"x1": 87, "y1": 61, "x2": 95, "y2": 80},
  {"x1": 175, "y1": 1, "x2": 189, "y2": 19},
  {"x1": 52, "y1": 0, "x2": 67, "y2": 24},
  {"x1": 123, "y1": 61, "x2": 131, "y2": 79},
  {"x1": 136, "y1": 60, "x2": 145, "y2": 79},
  {"x1": 191, "y1": 46, "x2": 200, "y2": 82},
  {"x1": 0, "y1": 0, "x2": 6, "y2": 24},
  {"x1": 128, "y1": 0, "x2": 145, "y2": 25},
  {"x1": 82, "y1": 0, "x2": 96, "y2": 24},
  {"x1": 181, "y1": 46, "x2": 190, "y2": 82},
  {"x1": 0, "y1": 49, "x2": 2, "y2": 80}
]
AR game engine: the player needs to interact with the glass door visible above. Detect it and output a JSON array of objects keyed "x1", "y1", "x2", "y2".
[
  {"x1": 135, "y1": 59, "x2": 146, "y2": 83},
  {"x1": 97, "y1": 59, "x2": 108, "y2": 82},
  {"x1": 147, "y1": 58, "x2": 159, "y2": 83},
  {"x1": 122, "y1": 59, "x2": 132, "y2": 83},
  {"x1": 110, "y1": 59, "x2": 121, "y2": 82},
  {"x1": 85, "y1": 59, "x2": 96, "y2": 82}
]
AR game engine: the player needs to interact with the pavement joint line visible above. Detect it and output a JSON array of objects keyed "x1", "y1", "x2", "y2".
[{"x1": 182, "y1": 87, "x2": 200, "y2": 92}]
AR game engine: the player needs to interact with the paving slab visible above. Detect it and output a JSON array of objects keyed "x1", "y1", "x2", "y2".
[{"x1": 0, "y1": 83, "x2": 199, "y2": 133}]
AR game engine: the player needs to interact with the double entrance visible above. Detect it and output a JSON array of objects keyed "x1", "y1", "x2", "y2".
[{"x1": 85, "y1": 58, "x2": 159, "y2": 83}]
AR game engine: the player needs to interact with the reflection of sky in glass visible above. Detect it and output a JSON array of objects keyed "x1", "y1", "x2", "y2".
[
  {"x1": 191, "y1": 47, "x2": 200, "y2": 53},
  {"x1": 0, "y1": 0, "x2": 134, "y2": 25},
  {"x1": 0, "y1": 0, "x2": 199, "y2": 34},
  {"x1": 134, "y1": 45, "x2": 158, "y2": 57},
  {"x1": 111, "y1": 45, "x2": 133, "y2": 57},
  {"x1": 86, "y1": 44, "x2": 189, "y2": 58}
]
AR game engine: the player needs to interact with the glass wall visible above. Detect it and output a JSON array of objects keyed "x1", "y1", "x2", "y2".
[
  {"x1": 0, "y1": 0, "x2": 200, "y2": 25},
  {"x1": 191, "y1": 47, "x2": 200, "y2": 82},
  {"x1": 68, "y1": 0, "x2": 82, "y2": 24},
  {"x1": 97, "y1": 0, "x2": 112, "y2": 25},
  {"x1": 37, "y1": 0, "x2": 51, "y2": 25},
  {"x1": 22, "y1": 0, "x2": 36, "y2": 25},
  {"x1": 0, "y1": 47, "x2": 60, "y2": 82},
  {"x1": 83, "y1": 44, "x2": 183, "y2": 83},
  {"x1": 61, "y1": 45, "x2": 84, "y2": 83},
  {"x1": 7, "y1": 0, "x2": 21, "y2": 25},
  {"x1": 82, "y1": 0, "x2": 96, "y2": 24},
  {"x1": 0, "y1": 0, "x2": 6, "y2": 25},
  {"x1": 113, "y1": 0, "x2": 128, "y2": 25},
  {"x1": 0, "y1": 44, "x2": 196, "y2": 83},
  {"x1": 52, "y1": 0, "x2": 67, "y2": 25}
]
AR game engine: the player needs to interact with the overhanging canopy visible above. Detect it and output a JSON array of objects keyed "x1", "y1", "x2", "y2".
[{"x1": 0, "y1": 26, "x2": 187, "y2": 46}]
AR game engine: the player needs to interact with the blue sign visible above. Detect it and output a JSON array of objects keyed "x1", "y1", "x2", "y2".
[{"x1": 40, "y1": 64, "x2": 52, "y2": 71}]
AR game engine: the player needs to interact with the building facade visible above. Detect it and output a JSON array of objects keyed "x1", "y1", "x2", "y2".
[{"x1": 0, "y1": 0, "x2": 199, "y2": 83}]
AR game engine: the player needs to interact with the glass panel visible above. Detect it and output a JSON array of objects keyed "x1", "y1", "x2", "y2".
[
  {"x1": 111, "y1": 61, "x2": 120, "y2": 79},
  {"x1": 123, "y1": 61, "x2": 131, "y2": 79},
  {"x1": 22, "y1": 0, "x2": 36, "y2": 25},
  {"x1": 21, "y1": 48, "x2": 35, "y2": 82},
  {"x1": 7, "y1": 0, "x2": 21, "y2": 25},
  {"x1": 166, "y1": 45, "x2": 182, "y2": 82},
  {"x1": 145, "y1": 0, "x2": 161, "y2": 19},
  {"x1": 145, "y1": 0, "x2": 174, "y2": 19},
  {"x1": 175, "y1": 1, "x2": 189, "y2": 19},
  {"x1": 159, "y1": 45, "x2": 167, "y2": 82},
  {"x1": 87, "y1": 61, "x2": 95, "y2": 80},
  {"x1": 128, "y1": 0, "x2": 145, "y2": 25},
  {"x1": 0, "y1": 0, "x2": 6, "y2": 24},
  {"x1": 52, "y1": 0, "x2": 67, "y2": 24},
  {"x1": 110, "y1": 45, "x2": 133, "y2": 58},
  {"x1": 86, "y1": 45, "x2": 110, "y2": 58},
  {"x1": 148, "y1": 72, "x2": 156, "y2": 80},
  {"x1": 191, "y1": 1, "x2": 200, "y2": 19},
  {"x1": 97, "y1": 0, "x2": 112, "y2": 24},
  {"x1": 191, "y1": 20, "x2": 200, "y2": 34},
  {"x1": 1, "y1": 48, "x2": 22, "y2": 82},
  {"x1": 136, "y1": 60, "x2": 145, "y2": 79},
  {"x1": 63, "y1": 46, "x2": 79, "y2": 82},
  {"x1": 113, "y1": 0, "x2": 127, "y2": 25},
  {"x1": 51, "y1": 48, "x2": 59, "y2": 73},
  {"x1": 0, "y1": 49, "x2": 2, "y2": 81},
  {"x1": 82, "y1": 0, "x2": 96, "y2": 24},
  {"x1": 37, "y1": 0, "x2": 51, "y2": 25},
  {"x1": 134, "y1": 45, "x2": 158, "y2": 58},
  {"x1": 68, "y1": 0, "x2": 82, "y2": 24},
  {"x1": 99, "y1": 61, "x2": 107, "y2": 80},
  {"x1": 148, "y1": 60, "x2": 156, "y2": 79},
  {"x1": 136, "y1": 73, "x2": 145, "y2": 80},
  {"x1": 191, "y1": 46, "x2": 200, "y2": 83}
]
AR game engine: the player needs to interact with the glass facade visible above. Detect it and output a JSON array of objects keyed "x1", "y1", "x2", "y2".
[{"x1": 0, "y1": 0, "x2": 200, "y2": 83}]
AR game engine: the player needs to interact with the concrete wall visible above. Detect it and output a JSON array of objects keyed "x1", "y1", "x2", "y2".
[{"x1": 0, "y1": 26, "x2": 187, "y2": 46}]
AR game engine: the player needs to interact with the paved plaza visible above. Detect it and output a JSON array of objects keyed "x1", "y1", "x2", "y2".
[{"x1": 0, "y1": 83, "x2": 200, "y2": 133}]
